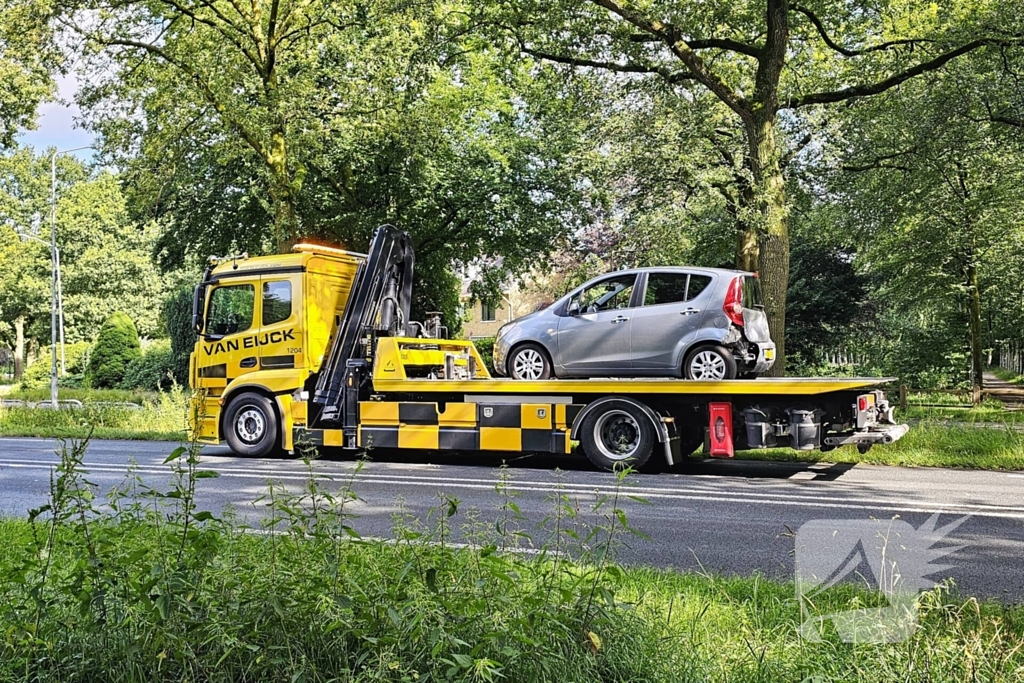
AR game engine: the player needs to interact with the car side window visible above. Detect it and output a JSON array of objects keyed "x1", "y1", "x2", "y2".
[
  {"x1": 263, "y1": 280, "x2": 292, "y2": 325},
  {"x1": 687, "y1": 274, "x2": 713, "y2": 300},
  {"x1": 573, "y1": 274, "x2": 637, "y2": 313},
  {"x1": 644, "y1": 273, "x2": 689, "y2": 306},
  {"x1": 206, "y1": 284, "x2": 255, "y2": 336}
]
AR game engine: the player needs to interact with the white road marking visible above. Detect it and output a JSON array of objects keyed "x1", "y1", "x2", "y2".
[{"x1": 1, "y1": 458, "x2": 1021, "y2": 520}]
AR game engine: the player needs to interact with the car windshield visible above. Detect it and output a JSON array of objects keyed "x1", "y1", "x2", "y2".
[{"x1": 743, "y1": 275, "x2": 764, "y2": 309}]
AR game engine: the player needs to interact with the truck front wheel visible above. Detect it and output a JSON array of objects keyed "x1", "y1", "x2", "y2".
[
  {"x1": 224, "y1": 392, "x2": 280, "y2": 458},
  {"x1": 579, "y1": 401, "x2": 655, "y2": 471}
]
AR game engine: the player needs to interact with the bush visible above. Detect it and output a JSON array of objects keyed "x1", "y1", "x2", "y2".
[
  {"x1": 473, "y1": 336, "x2": 496, "y2": 374},
  {"x1": 20, "y1": 342, "x2": 91, "y2": 390},
  {"x1": 86, "y1": 312, "x2": 142, "y2": 389},
  {"x1": 163, "y1": 284, "x2": 195, "y2": 387},
  {"x1": 119, "y1": 339, "x2": 175, "y2": 391}
]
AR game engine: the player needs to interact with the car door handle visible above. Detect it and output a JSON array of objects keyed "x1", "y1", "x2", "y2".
[
  {"x1": 611, "y1": 316, "x2": 629, "y2": 324},
  {"x1": 239, "y1": 357, "x2": 257, "y2": 368},
  {"x1": 680, "y1": 308, "x2": 701, "y2": 316}
]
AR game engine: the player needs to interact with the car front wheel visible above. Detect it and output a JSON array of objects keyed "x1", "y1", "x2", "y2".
[
  {"x1": 683, "y1": 346, "x2": 738, "y2": 380},
  {"x1": 508, "y1": 343, "x2": 552, "y2": 380}
]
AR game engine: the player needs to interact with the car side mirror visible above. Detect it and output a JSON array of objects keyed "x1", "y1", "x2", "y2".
[{"x1": 567, "y1": 301, "x2": 580, "y2": 316}]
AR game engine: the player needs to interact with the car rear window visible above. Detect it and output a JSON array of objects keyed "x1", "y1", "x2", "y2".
[
  {"x1": 743, "y1": 275, "x2": 764, "y2": 308},
  {"x1": 687, "y1": 274, "x2": 713, "y2": 299}
]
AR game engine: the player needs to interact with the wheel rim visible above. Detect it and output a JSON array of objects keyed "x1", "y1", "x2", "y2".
[
  {"x1": 512, "y1": 348, "x2": 545, "y2": 380},
  {"x1": 235, "y1": 406, "x2": 267, "y2": 444},
  {"x1": 689, "y1": 350, "x2": 727, "y2": 380},
  {"x1": 593, "y1": 410, "x2": 641, "y2": 461}
]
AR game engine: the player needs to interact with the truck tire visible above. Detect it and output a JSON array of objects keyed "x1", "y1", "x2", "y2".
[
  {"x1": 579, "y1": 401, "x2": 655, "y2": 471},
  {"x1": 683, "y1": 345, "x2": 738, "y2": 380},
  {"x1": 224, "y1": 392, "x2": 280, "y2": 458},
  {"x1": 508, "y1": 343, "x2": 553, "y2": 380}
]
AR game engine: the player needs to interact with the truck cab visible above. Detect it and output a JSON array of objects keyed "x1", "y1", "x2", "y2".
[{"x1": 190, "y1": 244, "x2": 364, "y2": 452}]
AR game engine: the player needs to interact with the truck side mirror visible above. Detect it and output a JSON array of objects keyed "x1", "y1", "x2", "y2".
[{"x1": 192, "y1": 284, "x2": 206, "y2": 334}]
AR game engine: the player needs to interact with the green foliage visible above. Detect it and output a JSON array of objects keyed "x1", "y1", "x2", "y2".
[
  {"x1": 119, "y1": 339, "x2": 174, "y2": 391},
  {"x1": 20, "y1": 341, "x2": 91, "y2": 390},
  {"x1": 0, "y1": 0, "x2": 58, "y2": 146},
  {"x1": 473, "y1": 336, "x2": 496, "y2": 374},
  {"x1": 162, "y1": 284, "x2": 195, "y2": 386},
  {"x1": 86, "y1": 312, "x2": 141, "y2": 389},
  {"x1": 785, "y1": 235, "x2": 868, "y2": 372}
]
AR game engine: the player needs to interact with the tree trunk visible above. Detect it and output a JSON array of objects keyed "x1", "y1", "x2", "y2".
[
  {"x1": 967, "y1": 261, "x2": 984, "y2": 406},
  {"x1": 13, "y1": 315, "x2": 24, "y2": 380},
  {"x1": 739, "y1": 115, "x2": 789, "y2": 376},
  {"x1": 266, "y1": 127, "x2": 303, "y2": 253}
]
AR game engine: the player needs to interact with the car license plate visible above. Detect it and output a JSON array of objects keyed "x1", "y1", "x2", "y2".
[{"x1": 765, "y1": 349, "x2": 775, "y2": 360}]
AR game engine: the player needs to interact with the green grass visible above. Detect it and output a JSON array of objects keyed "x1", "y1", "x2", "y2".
[
  {"x1": 731, "y1": 420, "x2": 1024, "y2": 470},
  {"x1": 0, "y1": 440, "x2": 1020, "y2": 683},
  {"x1": 900, "y1": 405, "x2": 1024, "y2": 423},
  {"x1": 0, "y1": 388, "x2": 187, "y2": 440}
]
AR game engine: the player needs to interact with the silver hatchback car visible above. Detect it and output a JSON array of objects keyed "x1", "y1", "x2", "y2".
[{"x1": 492, "y1": 267, "x2": 775, "y2": 380}]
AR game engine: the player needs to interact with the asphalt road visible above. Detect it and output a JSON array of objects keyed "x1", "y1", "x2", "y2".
[{"x1": 0, "y1": 436, "x2": 1021, "y2": 603}]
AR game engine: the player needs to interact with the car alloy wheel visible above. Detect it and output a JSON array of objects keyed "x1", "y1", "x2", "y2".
[
  {"x1": 512, "y1": 348, "x2": 546, "y2": 380},
  {"x1": 689, "y1": 349, "x2": 728, "y2": 380}
]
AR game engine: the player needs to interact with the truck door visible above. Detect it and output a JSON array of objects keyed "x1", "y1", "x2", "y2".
[
  {"x1": 630, "y1": 271, "x2": 713, "y2": 371},
  {"x1": 196, "y1": 280, "x2": 258, "y2": 384},
  {"x1": 258, "y1": 275, "x2": 302, "y2": 371},
  {"x1": 556, "y1": 273, "x2": 637, "y2": 375}
]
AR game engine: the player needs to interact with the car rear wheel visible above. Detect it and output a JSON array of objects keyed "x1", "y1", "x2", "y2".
[
  {"x1": 579, "y1": 401, "x2": 655, "y2": 471},
  {"x1": 508, "y1": 343, "x2": 552, "y2": 380},
  {"x1": 224, "y1": 392, "x2": 280, "y2": 458},
  {"x1": 684, "y1": 346, "x2": 738, "y2": 380}
]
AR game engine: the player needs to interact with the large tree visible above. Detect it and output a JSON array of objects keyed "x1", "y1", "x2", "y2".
[
  {"x1": 0, "y1": 148, "x2": 167, "y2": 351},
  {"x1": 835, "y1": 57, "x2": 1024, "y2": 397},
  {"x1": 0, "y1": 0, "x2": 59, "y2": 147},
  {"x1": 72, "y1": 0, "x2": 598, "y2": 324},
  {"x1": 503, "y1": 0, "x2": 1022, "y2": 373}
]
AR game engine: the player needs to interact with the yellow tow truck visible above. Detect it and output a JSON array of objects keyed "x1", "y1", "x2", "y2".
[{"x1": 189, "y1": 225, "x2": 908, "y2": 470}]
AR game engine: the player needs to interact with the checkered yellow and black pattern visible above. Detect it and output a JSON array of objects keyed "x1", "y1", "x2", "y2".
[{"x1": 297, "y1": 401, "x2": 584, "y2": 453}]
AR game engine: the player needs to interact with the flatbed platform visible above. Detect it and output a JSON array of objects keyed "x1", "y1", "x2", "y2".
[{"x1": 372, "y1": 376, "x2": 897, "y2": 396}]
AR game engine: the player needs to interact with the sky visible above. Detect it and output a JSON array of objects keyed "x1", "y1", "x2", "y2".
[{"x1": 15, "y1": 73, "x2": 97, "y2": 160}]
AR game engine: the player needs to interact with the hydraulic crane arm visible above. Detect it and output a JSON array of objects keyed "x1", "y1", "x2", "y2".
[{"x1": 313, "y1": 224, "x2": 415, "y2": 426}]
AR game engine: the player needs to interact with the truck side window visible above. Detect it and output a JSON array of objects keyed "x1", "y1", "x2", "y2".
[
  {"x1": 263, "y1": 281, "x2": 292, "y2": 325},
  {"x1": 206, "y1": 284, "x2": 255, "y2": 336}
]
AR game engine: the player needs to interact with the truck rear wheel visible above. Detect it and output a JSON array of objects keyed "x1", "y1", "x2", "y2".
[
  {"x1": 224, "y1": 392, "x2": 280, "y2": 458},
  {"x1": 579, "y1": 401, "x2": 655, "y2": 471}
]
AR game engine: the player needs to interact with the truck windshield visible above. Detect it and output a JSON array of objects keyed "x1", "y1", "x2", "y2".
[{"x1": 743, "y1": 276, "x2": 764, "y2": 309}]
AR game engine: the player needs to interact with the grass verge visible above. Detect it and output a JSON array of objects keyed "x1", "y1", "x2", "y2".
[
  {"x1": 0, "y1": 387, "x2": 186, "y2": 440},
  {"x1": 731, "y1": 420, "x2": 1024, "y2": 470},
  {"x1": 0, "y1": 438, "x2": 1020, "y2": 683}
]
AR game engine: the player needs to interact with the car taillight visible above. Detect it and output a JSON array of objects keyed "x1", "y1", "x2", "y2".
[
  {"x1": 858, "y1": 397, "x2": 868, "y2": 411},
  {"x1": 723, "y1": 276, "x2": 744, "y2": 326}
]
